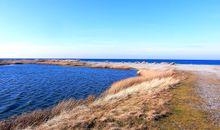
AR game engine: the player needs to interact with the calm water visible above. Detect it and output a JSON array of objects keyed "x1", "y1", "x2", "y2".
[{"x1": 0, "y1": 64, "x2": 136, "y2": 120}]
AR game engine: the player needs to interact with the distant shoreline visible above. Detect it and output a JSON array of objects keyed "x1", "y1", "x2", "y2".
[
  {"x1": 1, "y1": 58, "x2": 220, "y2": 65},
  {"x1": 1, "y1": 59, "x2": 220, "y2": 70}
]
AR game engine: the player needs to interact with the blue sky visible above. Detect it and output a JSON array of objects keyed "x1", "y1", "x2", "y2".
[{"x1": 0, "y1": 0, "x2": 220, "y2": 59}]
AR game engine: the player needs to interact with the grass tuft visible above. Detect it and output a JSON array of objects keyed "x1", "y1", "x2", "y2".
[
  {"x1": 0, "y1": 99, "x2": 86, "y2": 130},
  {"x1": 103, "y1": 69, "x2": 176, "y2": 96}
]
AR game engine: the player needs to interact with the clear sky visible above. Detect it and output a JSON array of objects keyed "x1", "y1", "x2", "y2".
[{"x1": 0, "y1": 0, "x2": 220, "y2": 59}]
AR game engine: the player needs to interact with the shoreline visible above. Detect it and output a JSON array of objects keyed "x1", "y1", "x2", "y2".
[
  {"x1": 1, "y1": 59, "x2": 220, "y2": 70},
  {"x1": 0, "y1": 60, "x2": 134, "y2": 70},
  {"x1": 1, "y1": 58, "x2": 220, "y2": 66},
  {"x1": 0, "y1": 59, "x2": 220, "y2": 129}
]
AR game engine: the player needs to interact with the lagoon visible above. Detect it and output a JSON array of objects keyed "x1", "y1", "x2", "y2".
[{"x1": 0, "y1": 64, "x2": 136, "y2": 120}]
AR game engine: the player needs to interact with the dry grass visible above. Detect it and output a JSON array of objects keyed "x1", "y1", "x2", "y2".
[
  {"x1": 0, "y1": 60, "x2": 86, "y2": 67},
  {"x1": 0, "y1": 69, "x2": 182, "y2": 130},
  {"x1": 35, "y1": 60, "x2": 87, "y2": 66},
  {"x1": 33, "y1": 76, "x2": 179, "y2": 130},
  {"x1": 102, "y1": 76, "x2": 148, "y2": 95},
  {"x1": 0, "y1": 59, "x2": 133, "y2": 70},
  {"x1": 19, "y1": 71, "x2": 218, "y2": 130},
  {"x1": 0, "y1": 109, "x2": 52, "y2": 130},
  {"x1": 51, "y1": 99, "x2": 83, "y2": 116},
  {"x1": 0, "y1": 60, "x2": 35, "y2": 65},
  {"x1": 0, "y1": 97, "x2": 95, "y2": 130},
  {"x1": 109, "y1": 65, "x2": 132, "y2": 70},
  {"x1": 103, "y1": 69, "x2": 176, "y2": 95},
  {"x1": 100, "y1": 77, "x2": 179, "y2": 103},
  {"x1": 137, "y1": 69, "x2": 175, "y2": 78},
  {"x1": 89, "y1": 64, "x2": 133, "y2": 70}
]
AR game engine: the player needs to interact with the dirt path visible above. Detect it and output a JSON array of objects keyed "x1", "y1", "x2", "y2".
[
  {"x1": 194, "y1": 71, "x2": 220, "y2": 125},
  {"x1": 169, "y1": 65, "x2": 220, "y2": 125}
]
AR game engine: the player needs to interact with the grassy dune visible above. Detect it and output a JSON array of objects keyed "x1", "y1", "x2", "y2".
[
  {"x1": 0, "y1": 68, "x2": 218, "y2": 129},
  {"x1": 102, "y1": 69, "x2": 176, "y2": 96},
  {"x1": 0, "y1": 69, "x2": 182, "y2": 130}
]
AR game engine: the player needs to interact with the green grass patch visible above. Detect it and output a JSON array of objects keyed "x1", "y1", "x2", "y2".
[{"x1": 148, "y1": 73, "x2": 219, "y2": 130}]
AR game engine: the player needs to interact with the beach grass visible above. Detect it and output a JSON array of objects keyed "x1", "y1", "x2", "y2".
[{"x1": 103, "y1": 69, "x2": 176, "y2": 95}]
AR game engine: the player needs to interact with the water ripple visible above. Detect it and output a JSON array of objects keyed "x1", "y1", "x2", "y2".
[{"x1": 0, "y1": 64, "x2": 136, "y2": 120}]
